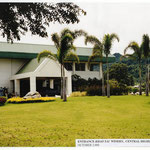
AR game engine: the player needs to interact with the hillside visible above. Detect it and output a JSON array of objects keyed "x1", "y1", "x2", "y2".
[{"x1": 104, "y1": 53, "x2": 147, "y2": 83}]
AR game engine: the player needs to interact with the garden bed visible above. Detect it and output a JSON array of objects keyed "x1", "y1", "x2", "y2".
[{"x1": 7, "y1": 97, "x2": 56, "y2": 103}]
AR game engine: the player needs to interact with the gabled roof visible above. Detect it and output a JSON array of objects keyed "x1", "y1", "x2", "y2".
[
  {"x1": 16, "y1": 58, "x2": 44, "y2": 74},
  {"x1": 0, "y1": 41, "x2": 115, "y2": 63},
  {"x1": 10, "y1": 58, "x2": 71, "y2": 80}
]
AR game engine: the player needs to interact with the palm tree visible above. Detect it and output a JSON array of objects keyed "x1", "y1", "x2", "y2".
[
  {"x1": 37, "y1": 28, "x2": 86, "y2": 101},
  {"x1": 122, "y1": 42, "x2": 143, "y2": 95},
  {"x1": 85, "y1": 35, "x2": 106, "y2": 96},
  {"x1": 103, "y1": 33, "x2": 119, "y2": 98},
  {"x1": 142, "y1": 34, "x2": 150, "y2": 96}
]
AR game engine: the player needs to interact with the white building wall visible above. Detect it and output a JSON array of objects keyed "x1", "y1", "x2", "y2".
[
  {"x1": 70, "y1": 62, "x2": 102, "y2": 80},
  {"x1": 0, "y1": 59, "x2": 26, "y2": 92}
]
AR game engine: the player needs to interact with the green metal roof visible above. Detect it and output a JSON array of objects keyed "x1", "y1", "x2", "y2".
[{"x1": 0, "y1": 42, "x2": 115, "y2": 63}]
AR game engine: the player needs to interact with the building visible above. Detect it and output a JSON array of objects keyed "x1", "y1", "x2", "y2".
[{"x1": 0, "y1": 42, "x2": 115, "y2": 96}]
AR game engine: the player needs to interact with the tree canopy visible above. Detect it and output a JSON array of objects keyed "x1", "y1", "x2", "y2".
[
  {"x1": 108, "y1": 63, "x2": 134, "y2": 86},
  {"x1": 0, "y1": 3, "x2": 86, "y2": 42}
]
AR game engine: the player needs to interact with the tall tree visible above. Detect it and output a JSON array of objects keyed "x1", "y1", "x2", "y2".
[
  {"x1": 122, "y1": 41, "x2": 143, "y2": 95},
  {"x1": 103, "y1": 33, "x2": 119, "y2": 98},
  {"x1": 0, "y1": 3, "x2": 86, "y2": 43},
  {"x1": 142, "y1": 34, "x2": 150, "y2": 96},
  {"x1": 85, "y1": 35, "x2": 106, "y2": 96},
  {"x1": 37, "y1": 28, "x2": 86, "y2": 101}
]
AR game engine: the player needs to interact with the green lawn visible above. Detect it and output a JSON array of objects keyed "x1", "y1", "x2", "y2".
[{"x1": 0, "y1": 96, "x2": 150, "y2": 147}]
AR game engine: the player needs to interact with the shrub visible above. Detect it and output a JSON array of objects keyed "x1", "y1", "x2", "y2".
[
  {"x1": 87, "y1": 86, "x2": 102, "y2": 96},
  {"x1": 109, "y1": 80, "x2": 129, "y2": 95},
  {"x1": 131, "y1": 87, "x2": 139, "y2": 94},
  {"x1": 7, "y1": 97, "x2": 56, "y2": 103},
  {"x1": 70, "y1": 91, "x2": 87, "y2": 97},
  {"x1": 0, "y1": 96, "x2": 7, "y2": 106}
]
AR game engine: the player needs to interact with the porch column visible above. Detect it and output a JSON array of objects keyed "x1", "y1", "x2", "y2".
[
  {"x1": 30, "y1": 76, "x2": 36, "y2": 93},
  {"x1": 15, "y1": 79, "x2": 20, "y2": 96},
  {"x1": 99, "y1": 62, "x2": 103, "y2": 79},
  {"x1": 66, "y1": 75, "x2": 72, "y2": 96},
  {"x1": 50, "y1": 79, "x2": 54, "y2": 89},
  {"x1": 73, "y1": 62, "x2": 75, "y2": 74},
  {"x1": 85, "y1": 62, "x2": 89, "y2": 71}
]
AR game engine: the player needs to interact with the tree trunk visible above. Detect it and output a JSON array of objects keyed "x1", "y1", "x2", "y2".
[
  {"x1": 148, "y1": 63, "x2": 149, "y2": 92},
  {"x1": 139, "y1": 62, "x2": 142, "y2": 95},
  {"x1": 60, "y1": 64, "x2": 63, "y2": 99},
  {"x1": 101, "y1": 63, "x2": 106, "y2": 96},
  {"x1": 62, "y1": 64, "x2": 67, "y2": 101},
  {"x1": 106, "y1": 55, "x2": 110, "y2": 98},
  {"x1": 146, "y1": 59, "x2": 149, "y2": 96}
]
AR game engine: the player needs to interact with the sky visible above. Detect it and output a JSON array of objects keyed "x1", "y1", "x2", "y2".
[{"x1": 1, "y1": 1, "x2": 150, "y2": 54}]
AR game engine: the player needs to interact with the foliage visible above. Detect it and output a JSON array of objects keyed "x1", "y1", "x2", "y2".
[
  {"x1": 7, "y1": 97, "x2": 55, "y2": 103},
  {"x1": 85, "y1": 34, "x2": 105, "y2": 96},
  {"x1": 108, "y1": 63, "x2": 134, "y2": 86},
  {"x1": 0, "y1": 96, "x2": 150, "y2": 146},
  {"x1": 131, "y1": 87, "x2": 139, "y2": 94},
  {"x1": 70, "y1": 91, "x2": 87, "y2": 97},
  {"x1": 108, "y1": 53, "x2": 146, "y2": 83},
  {"x1": 109, "y1": 80, "x2": 129, "y2": 95},
  {"x1": 72, "y1": 75, "x2": 130, "y2": 96},
  {"x1": 103, "y1": 33, "x2": 119, "y2": 98},
  {"x1": 72, "y1": 74, "x2": 103, "y2": 92},
  {"x1": 0, "y1": 96, "x2": 7, "y2": 106},
  {"x1": 38, "y1": 28, "x2": 86, "y2": 101},
  {"x1": 0, "y1": 3, "x2": 86, "y2": 42},
  {"x1": 86, "y1": 86, "x2": 102, "y2": 96}
]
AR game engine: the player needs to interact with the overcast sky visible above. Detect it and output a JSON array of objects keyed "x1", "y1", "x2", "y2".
[{"x1": 1, "y1": 1, "x2": 150, "y2": 54}]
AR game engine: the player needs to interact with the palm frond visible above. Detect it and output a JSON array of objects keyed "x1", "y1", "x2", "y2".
[
  {"x1": 61, "y1": 34, "x2": 74, "y2": 58},
  {"x1": 51, "y1": 33, "x2": 60, "y2": 50},
  {"x1": 85, "y1": 35, "x2": 101, "y2": 46},
  {"x1": 142, "y1": 34, "x2": 150, "y2": 58},
  {"x1": 110, "y1": 33, "x2": 119, "y2": 42},
  {"x1": 124, "y1": 42, "x2": 142, "y2": 61},
  {"x1": 60, "y1": 28, "x2": 74, "y2": 39},
  {"x1": 120, "y1": 54, "x2": 136, "y2": 61},
  {"x1": 37, "y1": 50, "x2": 57, "y2": 63},
  {"x1": 88, "y1": 53, "x2": 101, "y2": 69},
  {"x1": 103, "y1": 34, "x2": 111, "y2": 55},
  {"x1": 64, "y1": 51, "x2": 79, "y2": 63},
  {"x1": 74, "y1": 29, "x2": 87, "y2": 39},
  {"x1": 124, "y1": 41, "x2": 139, "y2": 55},
  {"x1": 93, "y1": 44, "x2": 103, "y2": 57}
]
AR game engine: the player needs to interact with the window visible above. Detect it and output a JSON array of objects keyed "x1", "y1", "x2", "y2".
[
  {"x1": 64, "y1": 63, "x2": 73, "y2": 71},
  {"x1": 90, "y1": 64, "x2": 99, "y2": 71},
  {"x1": 75, "y1": 63, "x2": 85, "y2": 71}
]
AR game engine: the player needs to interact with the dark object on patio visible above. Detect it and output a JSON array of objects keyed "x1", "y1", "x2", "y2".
[{"x1": 40, "y1": 88, "x2": 59, "y2": 97}]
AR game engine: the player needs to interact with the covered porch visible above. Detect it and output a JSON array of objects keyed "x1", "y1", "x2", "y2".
[{"x1": 10, "y1": 58, "x2": 72, "y2": 97}]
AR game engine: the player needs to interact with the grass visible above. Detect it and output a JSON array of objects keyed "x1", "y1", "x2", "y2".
[{"x1": 0, "y1": 95, "x2": 150, "y2": 147}]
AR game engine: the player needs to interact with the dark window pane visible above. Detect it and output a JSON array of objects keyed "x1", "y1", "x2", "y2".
[
  {"x1": 90, "y1": 64, "x2": 99, "y2": 71},
  {"x1": 64, "y1": 63, "x2": 73, "y2": 71},
  {"x1": 75, "y1": 63, "x2": 85, "y2": 71}
]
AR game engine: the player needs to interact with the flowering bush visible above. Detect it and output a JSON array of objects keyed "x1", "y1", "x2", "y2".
[
  {"x1": 0, "y1": 97, "x2": 7, "y2": 106},
  {"x1": 70, "y1": 91, "x2": 87, "y2": 97},
  {"x1": 7, "y1": 97, "x2": 56, "y2": 103}
]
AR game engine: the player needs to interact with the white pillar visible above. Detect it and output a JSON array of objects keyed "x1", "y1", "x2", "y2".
[
  {"x1": 30, "y1": 76, "x2": 36, "y2": 93},
  {"x1": 73, "y1": 62, "x2": 75, "y2": 74},
  {"x1": 85, "y1": 62, "x2": 89, "y2": 71},
  {"x1": 99, "y1": 62, "x2": 103, "y2": 80},
  {"x1": 50, "y1": 79, "x2": 54, "y2": 89},
  {"x1": 15, "y1": 79, "x2": 20, "y2": 96},
  {"x1": 66, "y1": 75, "x2": 72, "y2": 96},
  {"x1": 10, "y1": 80, "x2": 14, "y2": 93}
]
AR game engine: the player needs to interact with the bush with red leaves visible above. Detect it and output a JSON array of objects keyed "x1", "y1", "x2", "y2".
[{"x1": 0, "y1": 97, "x2": 7, "y2": 106}]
